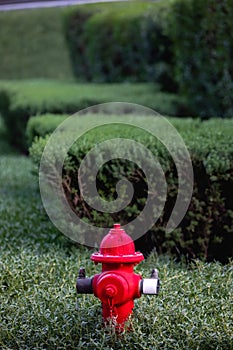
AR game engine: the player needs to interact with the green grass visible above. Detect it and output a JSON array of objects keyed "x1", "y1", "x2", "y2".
[
  {"x1": 0, "y1": 8, "x2": 73, "y2": 80},
  {"x1": 0, "y1": 133, "x2": 232, "y2": 349}
]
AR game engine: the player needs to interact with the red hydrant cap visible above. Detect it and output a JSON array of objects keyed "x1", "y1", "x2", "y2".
[{"x1": 91, "y1": 224, "x2": 144, "y2": 264}]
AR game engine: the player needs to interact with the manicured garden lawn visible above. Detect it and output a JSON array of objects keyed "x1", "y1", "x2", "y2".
[{"x1": 0, "y1": 128, "x2": 232, "y2": 349}]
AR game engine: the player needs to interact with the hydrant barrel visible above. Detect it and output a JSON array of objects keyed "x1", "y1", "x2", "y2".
[{"x1": 91, "y1": 224, "x2": 144, "y2": 329}]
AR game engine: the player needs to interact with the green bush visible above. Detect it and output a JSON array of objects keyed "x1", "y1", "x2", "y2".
[
  {"x1": 0, "y1": 80, "x2": 186, "y2": 151},
  {"x1": 0, "y1": 7, "x2": 73, "y2": 80},
  {"x1": 0, "y1": 80, "x2": 97, "y2": 151},
  {"x1": 29, "y1": 115, "x2": 233, "y2": 261},
  {"x1": 26, "y1": 114, "x2": 68, "y2": 146},
  {"x1": 64, "y1": 1, "x2": 176, "y2": 90},
  {"x1": 169, "y1": 0, "x2": 233, "y2": 118}
]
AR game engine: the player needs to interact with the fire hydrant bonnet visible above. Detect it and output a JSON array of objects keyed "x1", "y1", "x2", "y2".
[{"x1": 91, "y1": 223, "x2": 144, "y2": 264}]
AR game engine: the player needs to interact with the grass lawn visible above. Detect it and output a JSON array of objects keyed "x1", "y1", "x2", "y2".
[{"x1": 0, "y1": 120, "x2": 232, "y2": 349}]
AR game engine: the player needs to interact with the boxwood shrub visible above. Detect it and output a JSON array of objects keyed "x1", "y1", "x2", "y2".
[
  {"x1": 0, "y1": 80, "x2": 104, "y2": 151},
  {"x1": 168, "y1": 0, "x2": 233, "y2": 118},
  {"x1": 29, "y1": 115, "x2": 233, "y2": 262},
  {"x1": 64, "y1": 1, "x2": 176, "y2": 90},
  {"x1": 26, "y1": 114, "x2": 68, "y2": 146},
  {"x1": 64, "y1": 0, "x2": 233, "y2": 118},
  {"x1": 0, "y1": 80, "x2": 186, "y2": 151}
]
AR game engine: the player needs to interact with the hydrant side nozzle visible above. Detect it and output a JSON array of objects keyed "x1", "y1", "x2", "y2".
[
  {"x1": 139, "y1": 269, "x2": 160, "y2": 295},
  {"x1": 76, "y1": 267, "x2": 94, "y2": 294},
  {"x1": 140, "y1": 278, "x2": 159, "y2": 295}
]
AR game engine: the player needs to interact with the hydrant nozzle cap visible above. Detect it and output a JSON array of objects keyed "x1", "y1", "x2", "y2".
[{"x1": 113, "y1": 223, "x2": 121, "y2": 230}]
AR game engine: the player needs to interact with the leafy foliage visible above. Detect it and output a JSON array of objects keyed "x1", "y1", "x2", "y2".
[
  {"x1": 29, "y1": 115, "x2": 233, "y2": 261},
  {"x1": 64, "y1": 0, "x2": 233, "y2": 118},
  {"x1": 168, "y1": 0, "x2": 233, "y2": 118},
  {"x1": 0, "y1": 7, "x2": 73, "y2": 80},
  {"x1": 64, "y1": 1, "x2": 176, "y2": 90},
  {"x1": 0, "y1": 80, "x2": 185, "y2": 151},
  {"x1": 26, "y1": 114, "x2": 68, "y2": 146},
  {"x1": 0, "y1": 0, "x2": 232, "y2": 119}
]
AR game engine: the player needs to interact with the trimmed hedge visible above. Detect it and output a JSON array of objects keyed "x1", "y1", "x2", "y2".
[
  {"x1": 26, "y1": 114, "x2": 68, "y2": 146},
  {"x1": 29, "y1": 115, "x2": 233, "y2": 262},
  {"x1": 0, "y1": 80, "x2": 98, "y2": 151},
  {"x1": 64, "y1": 1, "x2": 176, "y2": 90},
  {"x1": 0, "y1": 80, "x2": 186, "y2": 151},
  {"x1": 64, "y1": 0, "x2": 233, "y2": 118},
  {"x1": 169, "y1": 0, "x2": 233, "y2": 118},
  {"x1": 0, "y1": 7, "x2": 73, "y2": 80}
]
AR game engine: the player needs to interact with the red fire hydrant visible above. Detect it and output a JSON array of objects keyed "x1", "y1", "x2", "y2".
[{"x1": 76, "y1": 224, "x2": 159, "y2": 331}]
